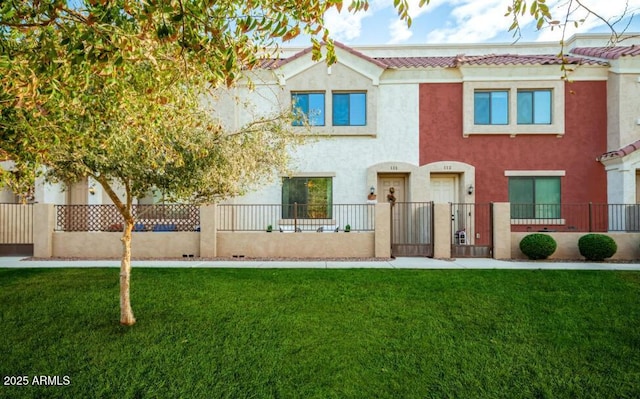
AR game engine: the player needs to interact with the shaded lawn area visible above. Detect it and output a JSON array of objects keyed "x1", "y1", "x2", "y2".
[{"x1": 1, "y1": 268, "x2": 639, "y2": 399}]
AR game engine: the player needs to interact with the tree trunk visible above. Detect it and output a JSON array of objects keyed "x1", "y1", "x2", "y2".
[{"x1": 119, "y1": 220, "x2": 136, "y2": 326}]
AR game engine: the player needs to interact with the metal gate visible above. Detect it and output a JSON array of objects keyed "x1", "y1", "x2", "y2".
[
  {"x1": 0, "y1": 203, "x2": 34, "y2": 256},
  {"x1": 391, "y1": 202, "x2": 434, "y2": 257},
  {"x1": 451, "y1": 203, "x2": 493, "y2": 258}
]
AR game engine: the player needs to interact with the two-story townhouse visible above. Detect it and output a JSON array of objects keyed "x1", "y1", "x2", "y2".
[
  {"x1": 5, "y1": 34, "x2": 638, "y2": 219},
  {"x1": 212, "y1": 35, "x2": 637, "y2": 221},
  {"x1": 210, "y1": 42, "x2": 426, "y2": 210}
]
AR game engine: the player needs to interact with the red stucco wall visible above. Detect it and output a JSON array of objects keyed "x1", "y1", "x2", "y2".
[{"x1": 419, "y1": 81, "x2": 608, "y2": 205}]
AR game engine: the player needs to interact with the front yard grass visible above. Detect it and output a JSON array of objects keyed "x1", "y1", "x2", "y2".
[{"x1": 1, "y1": 268, "x2": 639, "y2": 398}]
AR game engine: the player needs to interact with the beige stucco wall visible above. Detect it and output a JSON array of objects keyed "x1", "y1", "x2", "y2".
[
  {"x1": 512, "y1": 232, "x2": 640, "y2": 260},
  {"x1": 374, "y1": 203, "x2": 391, "y2": 258},
  {"x1": 492, "y1": 202, "x2": 512, "y2": 259},
  {"x1": 217, "y1": 231, "x2": 375, "y2": 258},
  {"x1": 52, "y1": 232, "x2": 200, "y2": 258},
  {"x1": 433, "y1": 203, "x2": 451, "y2": 258},
  {"x1": 607, "y1": 69, "x2": 640, "y2": 151}
]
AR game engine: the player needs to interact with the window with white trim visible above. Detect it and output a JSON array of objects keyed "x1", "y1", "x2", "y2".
[
  {"x1": 463, "y1": 81, "x2": 564, "y2": 136},
  {"x1": 292, "y1": 92, "x2": 325, "y2": 126},
  {"x1": 509, "y1": 176, "x2": 561, "y2": 219},
  {"x1": 282, "y1": 177, "x2": 333, "y2": 219},
  {"x1": 474, "y1": 91, "x2": 508, "y2": 125},
  {"x1": 517, "y1": 89, "x2": 552, "y2": 124}
]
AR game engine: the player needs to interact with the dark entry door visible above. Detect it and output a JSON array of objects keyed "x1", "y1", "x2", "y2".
[
  {"x1": 391, "y1": 202, "x2": 434, "y2": 257},
  {"x1": 451, "y1": 203, "x2": 493, "y2": 258}
]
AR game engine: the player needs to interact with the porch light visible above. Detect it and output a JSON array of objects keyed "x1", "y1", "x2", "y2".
[{"x1": 467, "y1": 184, "x2": 474, "y2": 195}]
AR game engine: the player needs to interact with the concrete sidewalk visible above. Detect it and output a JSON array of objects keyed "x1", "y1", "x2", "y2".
[{"x1": 1, "y1": 256, "x2": 639, "y2": 270}]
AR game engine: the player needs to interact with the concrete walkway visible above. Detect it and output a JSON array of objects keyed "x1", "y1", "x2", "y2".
[{"x1": 1, "y1": 256, "x2": 639, "y2": 270}]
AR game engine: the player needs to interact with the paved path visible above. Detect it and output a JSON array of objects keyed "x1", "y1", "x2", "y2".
[{"x1": 1, "y1": 256, "x2": 639, "y2": 270}]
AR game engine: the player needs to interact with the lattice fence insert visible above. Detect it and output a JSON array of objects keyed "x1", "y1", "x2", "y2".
[{"x1": 55, "y1": 204, "x2": 200, "y2": 232}]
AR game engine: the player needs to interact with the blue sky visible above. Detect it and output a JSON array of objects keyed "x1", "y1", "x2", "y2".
[{"x1": 310, "y1": 0, "x2": 640, "y2": 45}]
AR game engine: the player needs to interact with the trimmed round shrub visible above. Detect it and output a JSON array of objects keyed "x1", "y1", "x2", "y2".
[
  {"x1": 519, "y1": 233, "x2": 557, "y2": 260},
  {"x1": 578, "y1": 234, "x2": 617, "y2": 261}
]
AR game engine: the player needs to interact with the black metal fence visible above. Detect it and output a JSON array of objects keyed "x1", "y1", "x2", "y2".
[
  {"x1": 217, "y1": 203, "x2": 375, "y2": 232},
  {"x1": 54, "y1": 204, "x2": 200, "y2": 232},
  {"x1": 511, "y1": 203, "x2": 640, "y2": 232}
]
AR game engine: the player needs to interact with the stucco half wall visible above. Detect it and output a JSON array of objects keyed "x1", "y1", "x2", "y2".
[
  {"x1": 512, "y1": 232, "x2": 640, "y2": 260},
  {"x1": 217, "y1": 231, "x2": 375, "y2": 258},
  {"x1": 52, "y1": 232, "x2": 200, "y2": 258}
]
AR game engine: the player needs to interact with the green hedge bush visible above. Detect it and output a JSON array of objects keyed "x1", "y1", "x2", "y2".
[
  {"x1": 519, "y1": 233, "x2": 557, "y2": 260},
  {"x1": 578, "y1": 234, "x2": 617, "y2": 261}
]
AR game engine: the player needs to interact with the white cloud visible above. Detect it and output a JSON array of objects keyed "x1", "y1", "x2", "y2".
[
  {"x1": 324, "y1": 0, "x2": 389, "y2": 42},
  {"x1": 323, "y1": 0, "x2": 640, "y2": 45},
  {"x1": 387, "y1": 0, "x2": 454, "y2": 43},
  {"x1": 423, "y1": 0, "x2": 515, "y2": 43}
]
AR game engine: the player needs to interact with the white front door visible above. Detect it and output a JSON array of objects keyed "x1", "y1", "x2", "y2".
[{"x1": 431, "y1": 175, "x2": 457, "y2": 204}]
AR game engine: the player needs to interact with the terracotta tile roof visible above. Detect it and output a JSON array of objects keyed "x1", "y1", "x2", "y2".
[
  {"x1": 252, "y1": 40, "x2": 640, "y2": 70},
  {"x1": 598, "y1": 139, "x2": 640, "y2": 161},
  {"x1": 374, "y1": 56, "x2": 457, "y2": 68},
  {"x1": 257, "y1": 46, "x2": 610, "y2": 70},
  {"x1": 571, "y1": 45, "x2": 640, "y2": 60},
  {"x1": 374, "y1": 53, "x2": 605, "y2": 68},
  {"x1": 257, "y1": 41, "x2": 387, "y2": 70}
]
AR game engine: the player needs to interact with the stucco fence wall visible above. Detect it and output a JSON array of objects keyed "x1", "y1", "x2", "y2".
[
  {"x1": 30, "y1": 203, "x2": 640, "y2": 260},
  {"x1": 33, "y1": 204, "x2": 391, "y2": 259}
]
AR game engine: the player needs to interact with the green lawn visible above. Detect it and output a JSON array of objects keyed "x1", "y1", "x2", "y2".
[{"x1": 1, "y1": 268, "x2": 639, "y2": 399}]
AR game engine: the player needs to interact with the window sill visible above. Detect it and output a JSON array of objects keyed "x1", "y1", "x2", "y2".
[
  {"x1": 463, "y1": 125, "x2": 564, "y2": 137},
  {"x1": 511, "y1": 219, "x2": 566, "y2": 225},
  {"x1": 293, "y1": 126, "x2": 377, "y2": 137}
]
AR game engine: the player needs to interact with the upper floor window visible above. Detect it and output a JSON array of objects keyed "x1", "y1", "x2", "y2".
[
  {"x1": 517, "y1": 90, "x2": 552, "y2": 124},
  {"x1": 332, "y1": 92, "x2": 366, "y2": 126},
  {"x1": 292, "y1": 92, "x2": 325, "y2": 126},
  {"x1": 464, "y1": 81, "x2": 564, "y2": 137},
  {"x1": 474, "y1": 91, "x2": 508, "y2": 125}
]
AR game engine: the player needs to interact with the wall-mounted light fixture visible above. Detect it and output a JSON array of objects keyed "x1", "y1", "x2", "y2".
[
  {"x1": 467, "y1": 184, "x2": 474, "y2": 195},
  {"x1": 89, "y1": 183, "x2": 96, "y2": 195},
  {"x1": 368, "y1": 186, "x2": 377, "y2": 201}
]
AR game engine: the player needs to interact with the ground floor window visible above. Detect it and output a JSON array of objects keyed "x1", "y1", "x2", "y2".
[
  {"x1": 282, "y1": 177, "x2": 333, "y2": 218},
  {"x1": 509, "y1": 176, "x2": 561, "y2": 218}
]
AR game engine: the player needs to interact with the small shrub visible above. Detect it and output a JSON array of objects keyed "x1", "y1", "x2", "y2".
[
  {"x1": 519, "y1": 233, "x2": 557, "y2": 260},
  {"x1": 578, "y1": 234, "x2": 617, "y2": 261}
]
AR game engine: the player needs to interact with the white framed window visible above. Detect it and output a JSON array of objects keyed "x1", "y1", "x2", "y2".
[
  {"x1": 281, "y1": 176, "x2": 333, "y2": 219},
  {"x1": 463, "y1": 81, "x2": 564, "y2": 137},
  {"x1": 506, "y1": 170, "x2": 565, "y2": 224},
  {"x1": 517, "y1": 89, "x2": 552, "y2": 125}
]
